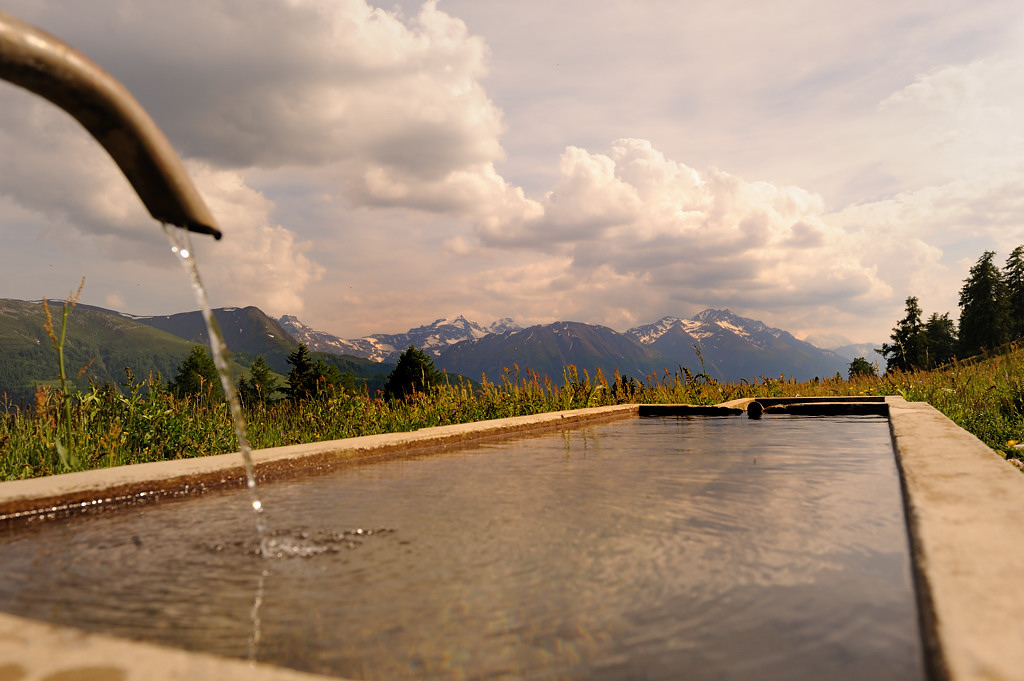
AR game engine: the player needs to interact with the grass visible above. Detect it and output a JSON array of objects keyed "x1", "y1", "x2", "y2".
[{"x1": 3, "y1": 350, "x2": 1024, "y2": 480}]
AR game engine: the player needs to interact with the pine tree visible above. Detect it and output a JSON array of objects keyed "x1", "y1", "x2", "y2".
[
  {"x1": 169, "y1": 345, "x2": 223, "y2": 402},
  {"x1": 285, "y1": 343, "x2": 317, "y2": 401},
  {"x1": 879, "y1": 296, "x2": 926, "y2": 372},
  {"x1": 958, "y1": 251, "x2": 1010, "y2": 357},
  {"x1": 922, "y1": 312, "x2": 958, "y2": 367},
  {"x1": 237, "y1": 355, "x2": 279, "y2": 406},
  {"x1": 1004, "y1": 245, "x2": 1024, "y2": 340},
  {"x1": 312, "y1": 358, "x2": 348, "y2": 393},
  {"x1": 847, "y1": 357, "x2": 877, "y2": 379},
  {"x1": 383, "y1": 346, "x2": 444, "y2": 401}
]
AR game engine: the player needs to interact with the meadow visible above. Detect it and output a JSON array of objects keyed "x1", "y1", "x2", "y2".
[{"x1": 3, "y1": 352, "x2": 1024, "y2": 480}]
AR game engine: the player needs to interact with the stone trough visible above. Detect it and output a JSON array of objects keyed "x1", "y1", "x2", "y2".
[{"x1": 1, "y1": 397, "x2": 1022, "y2": 681}]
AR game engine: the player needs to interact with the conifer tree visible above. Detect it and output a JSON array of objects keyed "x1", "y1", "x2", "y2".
[
  {"x1": 170, "y1": 345, "x2": 223, "y2": 402},
  {"x1": 847, "y1": 357, "x2": 877, "y2": 379},
  {"x1": 383, "y1": 346, "x2": 444, "y2": 401},
  {"x1": 879, "y1": 296, "x2": 926, "y2": 372},
  {"x1": 923, "y1": 312, "x2": 957, "y2": 368},
  {"x1": 958, "y1": 251, "x2": 1010, "y2": 357},
  {"x1": 237, "y1": 355, "x2": 279, "y2": 406},
  {"x1": 312, "y1": 358, "x2": 349, "y2": 393},
  {"x1": 1004, "y1": 245, "x2": 1024, "y2": 340},
  {"x1": 285, "y1": 343, "x2": 317, "y2": 401},
  {"x1": 284, "y1": 344, "x2": 352, "y2": 401}
]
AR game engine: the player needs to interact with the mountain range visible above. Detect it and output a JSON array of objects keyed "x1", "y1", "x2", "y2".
[
  {"x1": 279, "y1": 314, "x2": 521, "y2": 363},
  {"x1": 0, "y1": 302, "x2": 388, "y2": 404},
  {"x1": 1, "y1": 299, "x2": 856, "y2": 403},
  {"x1": 283, "y1": 308, "x2": 851, "y2": 383},
  {"x1": 623, "y1": 310, "x2": 851, "y2": 382}
]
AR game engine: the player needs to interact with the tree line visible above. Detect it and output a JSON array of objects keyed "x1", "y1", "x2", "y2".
[
  {"x1": 168, "y1": 342, "x2": 445, "y2": 406},
  {"x1": 871, "y1": 246, "x2": 1024, "y2": 374}
]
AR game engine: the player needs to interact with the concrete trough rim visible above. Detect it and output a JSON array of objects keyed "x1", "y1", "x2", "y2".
[
  {"x1": 2, "y1": 396, "x2": 1024, "y2": 681},
  {"x1": 0, "y1": 404, "x2": 639, "y2": 526},
  {"x1": 756, "y1": 395, "x2": 887, "y2": 405}
]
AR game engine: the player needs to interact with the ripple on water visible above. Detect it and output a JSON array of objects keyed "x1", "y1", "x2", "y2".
[{"x1": 200, "y1": 527, "x2": 397, "y2": 559}]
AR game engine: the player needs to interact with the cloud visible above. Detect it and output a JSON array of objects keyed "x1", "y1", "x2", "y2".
[
  {"x1": 473, "y1": 139, "x2": 888, "y2": 319},
  {"x1": 8, "y1": 0, "x2": 503, "y2": 171},
  {"x1": 0, "y1": 96, "x2": 151, "y2": 245},
  {"x1": 822, "y1": 52, "x2": 1024, "y2": 319},
  {"x1": 4, "y1": 0, "x2": 529, "y2": 224},
  {"x1": 875, "y1": 56, "x2": 1024, "y2": 188},
  {"x1": 185, "y1": 164, "x2": 325, "y2": 316},
  {"x1": 4, "y1": 0, "x2": 1024, "y2": 345},
  {"x1": 0, "y1": 95, "x2": 322, "y2": 317},
  {"x1": 828, "y1": 170, "x2": 1024, "y2": 322}
]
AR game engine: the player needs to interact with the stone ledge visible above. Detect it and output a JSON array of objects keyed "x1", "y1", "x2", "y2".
[
  {"x1": 888, "y1": 396, "x2": 1024, "y2": 681},
  {"x1": 0, "y1": 610, "x2": 335, "y2": 681}
]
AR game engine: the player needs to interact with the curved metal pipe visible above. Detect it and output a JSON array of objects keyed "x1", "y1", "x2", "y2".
[{"x1": 0, "y1": 12, "x2": 221, "y2": 239}]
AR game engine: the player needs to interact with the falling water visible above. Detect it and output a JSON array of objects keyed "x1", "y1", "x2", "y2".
[{"x1": 162, "y1": 224, "x2": 268, "y2": 557}]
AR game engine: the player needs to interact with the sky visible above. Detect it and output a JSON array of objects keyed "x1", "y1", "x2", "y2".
[{"x1": 2, "y1": 0, "x2": 1023, "y2": 346}]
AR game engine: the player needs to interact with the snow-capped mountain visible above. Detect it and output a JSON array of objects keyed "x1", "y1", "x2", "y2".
[
  {"x1": 625, "y1": 309, "x2": 848, "y2": 381},
  {"x1": 279, "y1": 314, "x2": 522, "y2": 363},
  {"x1": 281, "y1": 308, "x2": 848, "y2": 382},
  {"x1": 436, "y1": 321, "x2": 667, "y2": 382},
  {"x1": 279, "y1": 315, "x2": 383, "y2": 359},
  {"x1": 628, "y1": 309, "x2": 786, "y2": 348}
]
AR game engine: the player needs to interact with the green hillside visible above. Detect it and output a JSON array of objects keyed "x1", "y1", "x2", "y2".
[
  {"x1": 0, "y1": 299, "x2": 398, "y2": 404},
  {"x1": 0, "y1": 299, "x2": 196, "y2": 404},
  {"x1": 129, "y1": 306, "x2": 298, "y2": 359}
]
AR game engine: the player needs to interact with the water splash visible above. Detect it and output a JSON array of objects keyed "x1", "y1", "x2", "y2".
[
  {"x1": 162, "y1": 224, "x2": 268, "y2": 556},
  {"x1": 201, "y1": 528, "x2": 398, "y2": 559}
]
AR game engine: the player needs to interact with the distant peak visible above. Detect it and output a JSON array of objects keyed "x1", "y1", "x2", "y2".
[
  {"x1": 429, "y1": 315, "x2": 472, "y2": 327},
  {"x1": 488, "y1": 317, "x2": 521, "y2": 333},
  {"x1": 694, "y1": 308, "x2": 734, "y2": 321}
]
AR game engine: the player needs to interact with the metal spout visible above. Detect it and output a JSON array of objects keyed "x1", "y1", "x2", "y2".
[{"x1": 0, "y1": 12, "x2": 221, "y2": 239}]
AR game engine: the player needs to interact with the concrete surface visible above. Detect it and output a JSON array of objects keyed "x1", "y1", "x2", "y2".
[
  {"x1": 889, "y1": 397, "x2": 1024, "y2": 681},
  {"x1": 0, "y1": 611, "x2": 330, "y2": 681},
  {"x1": 1, "y1": 398, "x2": 1023, "y2": 680}
]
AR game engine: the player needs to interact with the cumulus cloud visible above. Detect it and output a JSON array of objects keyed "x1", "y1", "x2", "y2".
[
  {"x1": 3, "y1": 0, "x2": 526, "y2": 232},
  {"x1": 473, "y1": 139, "x2": 888, "y2": 319},
  {"x1": 0, "y1": 93, "x2": 322, "y2": 316},
  {"x1": 823, "y1": 52, "x2": 1024, "y2": 319},
  {"x1": 8, "y1": 0, "x2": 503, "y2": 171},
  {"x1": 185, "y1": 164, "x2": 324, "y2": 316},
  {"x1": 4, "y1": 0, "x2": 1024, "y2": 344},
  {"x1": 828, "y1": 170, "x2": 1024, "y2": 322},
  {"x1": 5, "y1": 0, "x2": 511, "y2": 315},
  {"x1": 0, "y1": 95, "x2": 151, "y2": 244}
]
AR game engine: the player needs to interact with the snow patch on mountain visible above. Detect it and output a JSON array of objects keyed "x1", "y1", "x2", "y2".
[
  {"x1": 627, "y1": 309, "x2": 795, "y2": 351},
  {"x1": 279, "y1": 314, "x2": 523, "y2": 363}
]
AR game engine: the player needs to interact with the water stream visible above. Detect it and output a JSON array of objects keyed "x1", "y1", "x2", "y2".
[
  {"x1": 162, "y1": 224, "x2": 273, "y2": 658},
  {"x1": 161, "y1": 224, "x2": 267, "y2": 556}
]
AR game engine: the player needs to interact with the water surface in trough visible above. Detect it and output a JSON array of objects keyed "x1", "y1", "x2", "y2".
[{"x1": 0, "y1": 415, "x2": 924, "y2": 680}]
